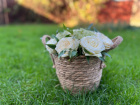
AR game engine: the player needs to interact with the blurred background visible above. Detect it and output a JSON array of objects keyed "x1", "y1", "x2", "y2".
[
  {"x1": 0, "y1": 0, "x2": 139, "y2": 27},
  {"x1": 1, "y1": 0, "x2": 140, "y2": 104}
]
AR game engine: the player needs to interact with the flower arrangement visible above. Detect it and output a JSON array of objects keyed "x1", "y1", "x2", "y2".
[
  {"x1": 45, "y1": 24, "x2": 113, "y2": 62},
  {"x1": 42, "y1": 24, "x2": 123, "y2": 94}
]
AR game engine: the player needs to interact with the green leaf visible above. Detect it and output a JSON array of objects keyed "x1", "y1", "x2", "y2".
[
  {"x1": 71, "y1": 50, "x2": 77, "y2": 57},
  {"x1": 56, "y1": 30, "x2": 59, "y2": 34},
  {"x1": 63, "y1": 24, "x2": 73, "y2": 34},
  {"x1": 87, "y1": 23, "x2": 93, "y2": 30},
  {"x1": 63, "y1": 24, "x2": 67, "y2": 30},
  {"x1": 94, "y1": 27, "x2": 98, "y2": 32},
  {"x1": 86, "y1": 56, "x2": 90, "y2": 64},
  {"x1": 83, "y1": 48, "x2": 92, "y2": 54},
  {"x1": 99, "y1": 57, "x2": 106, "y2": 62},
  {"x1": 51, "y1": 34, "x2": 59, "y2": 42},
  {"x1": 65, "y1": 34, "x2": 71, "y2": 37},
  {"x1": 68, "y1": 30, "x2": 73, "y2": 34},
  {"x1": 58, "y1": 50, "x2": 66, "y2": 58},
  {"x1": 102, "y1": 52, "x2": 112, "y2": 58},
  {"x1": 68, "y1": 50, "x2": 77, "y2": 59},
  {"x1": 68, "y1": 50, "x2": 72, "y2": 58},
  {"x1": 46, "y1": 44, "x2": 56, "y2": 49}
]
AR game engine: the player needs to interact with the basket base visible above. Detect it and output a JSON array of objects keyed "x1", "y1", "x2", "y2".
[{"x1": 57, "y1": 69, "x2": 102, "y2": 94}]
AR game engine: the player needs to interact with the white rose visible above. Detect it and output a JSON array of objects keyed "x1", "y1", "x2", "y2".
[
  {"x1": 55, "y1": 37, "x2": 79, "y2": 57},
  {"x1": 46, "y1": 39, "x2": 57, "y2": 54},
  {"x1": 80, "y1": 36, "x2": 105, "y2": 57},
  {"x1": 56, "y1": 30, "x2": 71, "y2": 40},
  {"x1": 96, "y1": 32, "x2": 113, "y2": 49}
]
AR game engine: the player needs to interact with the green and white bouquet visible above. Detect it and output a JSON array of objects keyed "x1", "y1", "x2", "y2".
[{"x1": 45, "y1": 25, "x2": 113, "y2": 62}]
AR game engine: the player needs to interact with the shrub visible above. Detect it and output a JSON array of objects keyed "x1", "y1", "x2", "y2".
[{"x1": 16, "y1": 0, "x2": 108, "y2": 27}]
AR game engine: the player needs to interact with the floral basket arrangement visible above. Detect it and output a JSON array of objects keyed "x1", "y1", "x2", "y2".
[{"x1": 41, "y1": 25, "x2": 123, "y2": 94}]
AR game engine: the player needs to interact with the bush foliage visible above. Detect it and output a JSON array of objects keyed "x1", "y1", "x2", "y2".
[{"x1": 16, "y1": 0, "x2": 108, "y2": 27}]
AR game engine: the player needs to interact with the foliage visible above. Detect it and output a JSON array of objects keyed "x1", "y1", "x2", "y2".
[
  {"x1": 45, "y1": 24, "x2": 112, "y2": 62},
  {"x1": 58, "y1": 50, "x2": 66, "y2": 58},
  {"x1": 16, "y1": 0, "x2": 108, "y2": 27}
]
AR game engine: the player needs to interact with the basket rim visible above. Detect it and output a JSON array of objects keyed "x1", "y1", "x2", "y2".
[{"x1": 52, "y1": 54, "x2": 98, "y2": 60}]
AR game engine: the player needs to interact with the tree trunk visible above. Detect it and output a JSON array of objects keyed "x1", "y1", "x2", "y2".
[{"x1": 0, "y1": 0, "x2": 9, "y2": 25}]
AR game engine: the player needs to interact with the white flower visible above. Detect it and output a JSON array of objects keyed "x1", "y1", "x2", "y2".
[
  {"x1": 55, "y1": 37, "x2": 79, "y2": 57},
  {"x1": 73, "y1": 28, "x2": 96, "y2": 39},
  {"x1": 56, "y1": 30, "x2": 71, "y2": 40},
  {"x1": 80, "y1": 36, "x2": 105, "y2": 57},
  {"x1": 46, "y1": 39, "x2": 57, "y2": 54},
  {"x1": 96, "y1": 32, "x2": 113, "y2": 49}
]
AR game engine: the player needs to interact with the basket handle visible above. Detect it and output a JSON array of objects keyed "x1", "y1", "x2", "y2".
[
  {"x1": 100, "y1": 36, "x2": 123, "y2": 69},
  {"x1": 106, "y1": 36, "x2": 123, "y2": 52},
  {"x1": 42, "y1": 35, "x2": 56, "y2": 68},
  {"x1": 42, "y1": 35, "x2": 51, "y2": 47}
]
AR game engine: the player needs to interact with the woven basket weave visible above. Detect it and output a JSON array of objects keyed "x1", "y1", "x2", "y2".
[{"x1": 42, "y1": 35, "x2": 123, "y2": 94}]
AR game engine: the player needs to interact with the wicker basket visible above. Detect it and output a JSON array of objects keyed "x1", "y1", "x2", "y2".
[{"x1": 42, "y1": 35, "x2": 123, "y2": 94}]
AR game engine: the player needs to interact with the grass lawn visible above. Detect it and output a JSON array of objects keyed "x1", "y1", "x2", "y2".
[{"x1": 0, "y1": 24, "x2": 140, "y2": 105}]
